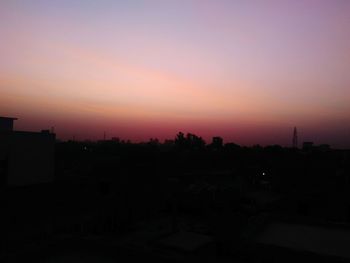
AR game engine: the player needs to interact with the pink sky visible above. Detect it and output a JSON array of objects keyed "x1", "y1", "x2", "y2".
[{"x1": 1, "y1": 1, "x2": 350, "y2": 147}]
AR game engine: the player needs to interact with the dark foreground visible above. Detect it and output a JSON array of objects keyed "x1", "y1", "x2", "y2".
[{"x1": 2, "y1": 136, "x2": 350, "y2": 262}]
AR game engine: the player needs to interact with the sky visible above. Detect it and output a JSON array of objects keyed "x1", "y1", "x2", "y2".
[{"x1": 1, "y1": 0, "x2": 350, "y2": 147}]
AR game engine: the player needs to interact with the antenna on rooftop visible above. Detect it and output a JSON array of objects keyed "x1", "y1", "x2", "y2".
[{"x1": 293, "y1": 127, "x2": 298, "y2": 148}]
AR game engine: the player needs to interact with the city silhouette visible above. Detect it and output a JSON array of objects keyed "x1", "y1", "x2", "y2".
[
  {"x1": 1, "y1": 1, "x2": 350, "y2": 262},
  {"x1": 1, "y1": 116, "x2": 350, "y2": 262}
]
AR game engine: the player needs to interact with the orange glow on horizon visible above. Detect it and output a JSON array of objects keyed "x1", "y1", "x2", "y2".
[{"x1": 1, "y1": 1, "x2": 350, "y2": 147}]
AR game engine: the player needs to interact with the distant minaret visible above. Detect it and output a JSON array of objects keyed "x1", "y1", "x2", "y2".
[{"x1": 293, "y1": 127, "x2": 298, "y2": 148}]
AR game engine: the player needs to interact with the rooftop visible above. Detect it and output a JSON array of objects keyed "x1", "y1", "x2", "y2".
[
  {"x1": 255, "y1": 222, "x2": 350, "y2": 259},
  {"x1": 0, "y1": 116, "x2": 18, "y2": 120}
]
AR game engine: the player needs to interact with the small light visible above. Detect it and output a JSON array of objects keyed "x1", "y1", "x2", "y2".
[{"x1": 262, "y1": 172, "x2": 265, "y2": 176}]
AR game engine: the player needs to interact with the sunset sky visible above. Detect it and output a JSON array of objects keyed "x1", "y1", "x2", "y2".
[{"x1": 1, "y1": 0, "x2": 349, "y2": 147}]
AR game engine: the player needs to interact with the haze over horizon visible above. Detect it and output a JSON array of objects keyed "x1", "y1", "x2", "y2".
[{"x1": 1, "y1": 0, "x2": 350, "y2": 147}]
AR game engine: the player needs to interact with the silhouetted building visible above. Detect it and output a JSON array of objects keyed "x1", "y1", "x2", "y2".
[
  {"x1": 318, "y1": 144, "x2": 331, "y2": 151},
  {"x1": 0, "y1": 117, "x2": 55, "y2": 187},
  {"x1": 303, "y1": 141, "x2": 314, "y2": 151},
  {"x1": 0, "y1": 116, "x2": 17, "y2": 132}
]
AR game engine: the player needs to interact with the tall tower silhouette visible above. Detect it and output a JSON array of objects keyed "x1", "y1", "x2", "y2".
[{"x1": 292, "y1": 127, "x2": 298, "y2": 148}]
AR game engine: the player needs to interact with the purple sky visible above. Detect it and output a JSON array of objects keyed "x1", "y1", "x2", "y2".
[{"x1": 1, "y1": 0, "x2": 349, "y2": 147}]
